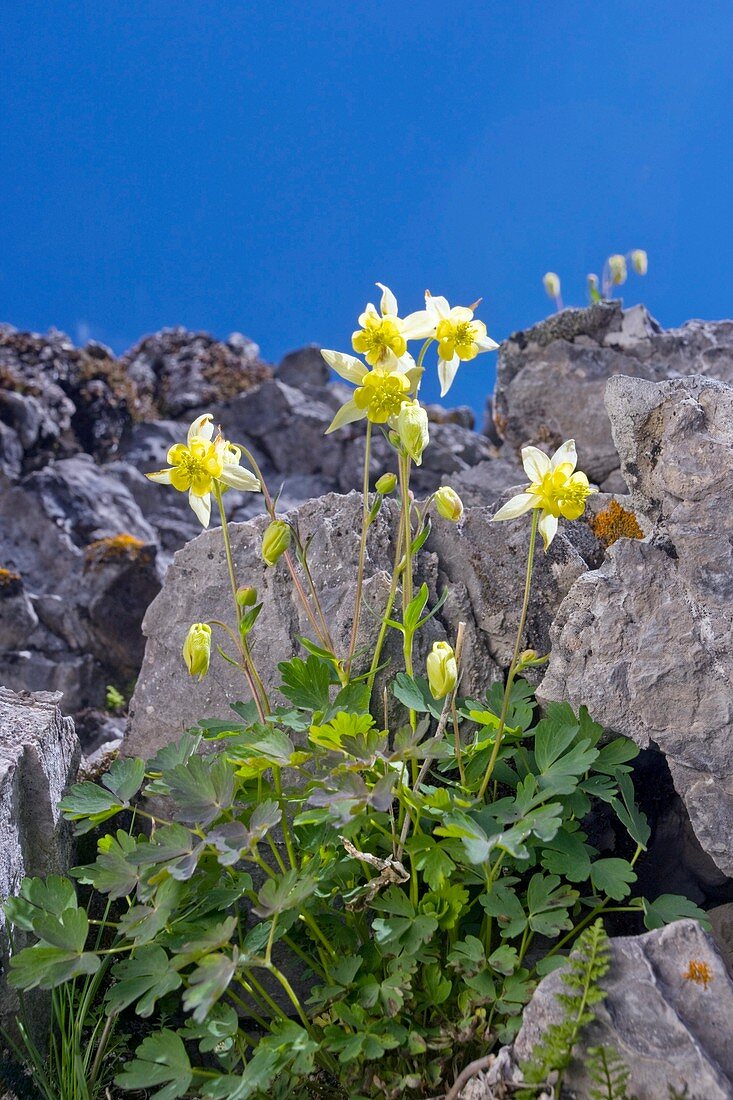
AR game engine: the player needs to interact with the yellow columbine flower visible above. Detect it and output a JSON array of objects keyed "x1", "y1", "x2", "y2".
[
  {"x1": 631, "y1": 249, "x2": 648, "y2": 276},
  {"x1": 426, "y1": 640, "x2": 458, "y2": 700},
  {"x1": 182, "y1": 622, "x2": 212, "y2": 680},
  {"x1": 608, "y1": 254, "x2": 628, "y2": 286},
  {"x1": 424, "y1": 292, "x2": 499, "y2": 397},
  {"x1": 146, "y1": 414, "x2": 260, "y2": 527},
  {"x1": 320, "y1": 350, "x2": 421, "y2": 434},
  {"x1": 351, "y1": 282, "x2": 434, "y2": 368},
  {"x1": 396, "y1": 400, "x2": 429, "y2": 465},
  {"x1": 491, "y1": 439, "x2": 597, "y2": 550}
]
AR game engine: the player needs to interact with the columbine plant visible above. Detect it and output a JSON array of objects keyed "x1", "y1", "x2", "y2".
[
  {"x1": 4, "y1": 283, "x2": 706, "y2": 1100},
  {"x1": 543, "y1": 249, "x2": 648, "y2": 312}
]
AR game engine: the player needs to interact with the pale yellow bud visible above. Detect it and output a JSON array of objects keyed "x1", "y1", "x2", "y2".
[
  {"x1": 543, "y1": 272, "x2": 561, "y2": 300},
  {"x1": 397, "y1": 401, "x2": 429, "y2": 466},
  {"x1": 608, "y1": 254, "x2": 627, "y2": 286},
  {"x1": 182, "y1": 622, "x2": 211, "y2": 681},
  {"x1": 261, "y1": 520, "x2": 291, "y2": 566},
  {"x1": 235, "y1": 586, "x2": 257, "y2": 608},
  {"x1": 434, "y1": 486, "x2": 464, "y2": 523},
  {"x1": 631, "y1": 249, "x2": 648, "y2": 276},
  {"x1": 375, "y1": 472, "x2": 398, "y2": 495},
  {"x1": 426, "y1": 640, "x2": 458, "y2": 700}
]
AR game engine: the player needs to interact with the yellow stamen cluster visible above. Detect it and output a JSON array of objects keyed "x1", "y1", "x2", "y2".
[
  {"x1": 683, "y1": 959, "x2": 713, "y2": 989},
  {"x1": 352, "y1": 316, "x2": 406, "y2": 366},
  {"x1": 353, "y1": 369, "x2": 411, "y2": 423},
  {"x1": 436, "y1": 319, "x2": 483, "y2": 363},
  {"x1": 166, "y1": 439, "x2": 224, "y2": 497},
  {"x1": 529, "y1": 464, "x2": 593, "y2": 521}
]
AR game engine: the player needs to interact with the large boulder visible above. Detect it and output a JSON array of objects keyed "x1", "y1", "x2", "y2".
[
  {"x1": 0, "y1": 688, "x2": 80, "y2": 1027},
  {"x1": 493, "y1": 302, "x2": 733, "y2": 488},
  {"x1": 126, "y1": 492, "x2": 585, "y2": 758},
  {"x1": 540, "y1": 374, "x2": 733, "y2": 877},
  {"x1": 120, "y1": 327, "x2": 272, "y2": 418},
  {"x1": 507, "y1": 919, "x2": 733, "y2": 1098}
]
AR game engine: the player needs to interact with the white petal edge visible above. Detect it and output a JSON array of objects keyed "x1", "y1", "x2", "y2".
[
  {"x1": 146, "y1": 469, "x2": 173, "y2": 485},
  {"x1": 438, "y1": 356, "x2": 460, "y2": 397},
  {"x1": 189, "y1": 489, "x2": 211, "y2": 527},
  {"x1": 188, "y1": 413, "x2": 214, "y2": 445},
  {"x1": 425, "y1": 293, "x2": 450, "y2": 319},
  {"x1": 321, "y1": 349, "x2": 368, "y2": 384},
  {"x1": 521, "y1": 446, "x2": 551, "y2": 482},
  {"x1": 401, "y1": 309, "x2": 437, "y2": 340},
  {"x1": 475, "y1": 334, "x2": 500, "y2": 352},
  {"x1": 448, "y1": 305, "x2": 474, "y2": 323},
  {"x1": 492, "y1": 492, "x2": 536, "y2": 521},
  {"x1": 325, "y1": 399, "x2": 366, "y2": 435},
  {"x1": 376, "y1": 282, "x2": 398, "y2": 317},
  {"x1": 550, "y1": 439, "x2": 577, "y2": 472},
  {"x1": 220, "y1": 465, "x2": 261, "y2": 492},
  {"x1": 538, "y1": 512, "x2": 558, "y2": 550}
]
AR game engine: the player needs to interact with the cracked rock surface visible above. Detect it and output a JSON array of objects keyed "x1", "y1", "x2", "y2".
[
  {"x1": 126, "y1": 492, "x2": 584, "y2": 758},
  {"x1": 540, "y1": 374, "x2": 733, "y2": 876},
  {"x1": 0, "y1": 687, "x2": 80, "y2": 1028}
]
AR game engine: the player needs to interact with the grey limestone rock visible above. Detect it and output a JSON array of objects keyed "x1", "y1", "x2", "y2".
[
  {"x1": 0, "y1": 688, "x2": 80, "y2": 1027},
  {"x1": 494, "y1": 301, "x2": 733, "y2": 484},
  {"x1": 126, "y1": 491, "x2": 585, "y2": 759},
  {"x1": 509, "y1": 919, "x2": 733, "y2": 1099},
  {"x1": 540, "y1": 374, "x2": 733, "y2": 877}
]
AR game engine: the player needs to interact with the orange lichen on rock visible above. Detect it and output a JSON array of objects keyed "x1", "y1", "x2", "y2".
[
  {"x1": 589, "y1": 499, "x2": 644, "y2": 548},
  {"x1": 0, "y1": 567, "x2": 22, "y2": 593},
  {"x1": 84, "y1": 533, "x2": 152, "y2": 566},
  {"x1": 683, "y1": 959, "x2": 713, "y2": 989}
]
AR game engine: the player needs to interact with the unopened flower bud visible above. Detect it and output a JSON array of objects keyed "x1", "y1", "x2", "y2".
[
  {"x1": 608, "y1": 254, "x2": 627, "y2": 286},
  {"x1": 543, "y1": 272, "x2": 561, "y2": 300},
  {"x1": 261, "y1": 520, "x2": 291, "y2": 566},
  {"x1": 375, "y1": 472, "x2": 398, "y2": 495},
  {"x1": 397, "y1": 401, "x2": 429, "y2": 466},
  {"x1": 236, "y1": 585, "x2": 257, "y2": 608},
  {"x1": 426, "y1": 640, "x2": 458, "y2": 700},
  {"x1": 587, "y1": 273, "x2": 601, "y2": 302},
  {"x1": 631, "y1": 249, "x2": 648, "y2": 276},
  {"x1": 434, "y1": 486, "x2": 464, "y2": 522},
  {"x1": 182, "y1": 622, "x2": 211, "y2": 681}
]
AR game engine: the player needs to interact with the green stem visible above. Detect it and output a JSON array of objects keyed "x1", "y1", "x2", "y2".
[
  {"x1": 478, "y1": 508, "x2": 540, "y2": 799},
  {"x1": 399, "y1": 452, "x2": 417, "y2": 731},
  {"x1": 237, "y1": 442, "x2": 334, "y2": 653},
  {"x1": 366, "y1": 517, "x2": 405, "y2": 692},
  {"x1": 214, "y1": 484, "x2": 269, "y2": 721},
  {"x1": 273, "y1": 767, "x2": 297, "y2": 870},
  {"x1": 346, "y1": 421, "x2": 373, "y2": 677}
]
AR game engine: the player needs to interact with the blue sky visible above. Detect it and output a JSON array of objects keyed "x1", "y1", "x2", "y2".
[{"x1": 2, "y1": 2, "x2": 733, "y2": 411}]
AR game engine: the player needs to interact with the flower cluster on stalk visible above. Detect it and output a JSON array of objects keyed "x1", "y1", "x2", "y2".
[{"x1": 322, "y1": 283, "x2": 499, "y2": 455}]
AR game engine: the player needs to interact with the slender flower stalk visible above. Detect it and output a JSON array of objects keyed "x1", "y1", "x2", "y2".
[
  {"x1": 214, "y1": 485, "x2": 270, "y2": 720},
  {"x1": 346, "y1": 421, "x2": 373, "y2": 676},
  {"x1": 236, "y1": 441, "x2": 336, "y2": 657},
  {"x1": 398, "y1": 452, "x2": 416, "y2": 730},
  {"x1": 478, "y1": 508, "x2": 540, "y2": 798}
]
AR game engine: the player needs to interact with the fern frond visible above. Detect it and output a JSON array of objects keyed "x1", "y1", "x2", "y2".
[
  {"x1": 517, "y1": 919, "x2": 611, "y2": 1099},
  {"x1": 588, "y1": 1044, "x2": 635, "y2": 1100}
]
